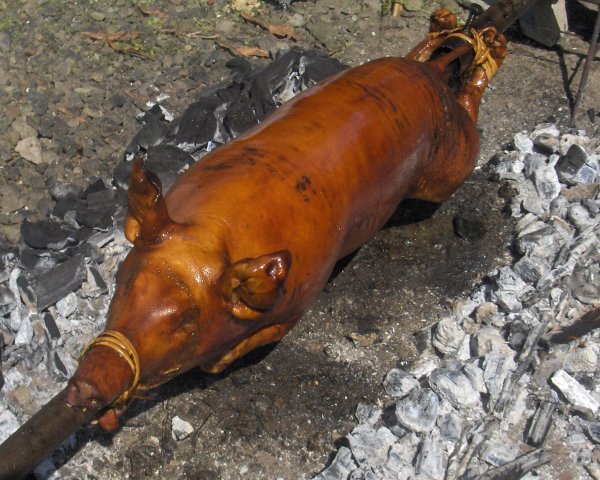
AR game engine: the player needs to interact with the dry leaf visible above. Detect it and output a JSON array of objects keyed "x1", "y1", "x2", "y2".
[
  {"x1": 235, "y1": 46, "x2": 270, "y2": 58},
  {"x1": 240, "y1": 11, "x2": 298, "y2": 41},
  {"x1": 218, "y1": 42, "x2": 270, "y2": 58},
  {"x1": 136, "y1": 3, "x2": 167, "y2": 18},
  {"x1": 81, "y1": 31, "x2": 137, "y2": 42}
]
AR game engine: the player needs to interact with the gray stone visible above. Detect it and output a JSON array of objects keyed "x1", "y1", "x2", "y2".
[
  {"x1": 395, "y1": 388, "x2": 440, "y2": 433},
  {"x1": 171, "y1": 416, "x2": 194, "y2": 441},
  {"x1": 383, "y1": 368, "x2": 419, "y2": 398},
  {"x1": 15, "y1": 136, "x2": 43, "y2": 165}
]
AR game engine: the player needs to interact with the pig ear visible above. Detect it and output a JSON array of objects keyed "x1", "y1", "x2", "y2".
[
  {"x1": 222, "y1": 250, "x2": 291, "y2": 320},
  {"x1": 124, "y1": 158, "x2": 173, "y2": 246}
]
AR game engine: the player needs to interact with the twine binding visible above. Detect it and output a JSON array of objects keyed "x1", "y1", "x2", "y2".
[
  {"x1": 80, "y1": 330, "x2": 141, "y2": 405},
  {"x1": 446, "y1": 27, "x2": 499, "y2": 81}
]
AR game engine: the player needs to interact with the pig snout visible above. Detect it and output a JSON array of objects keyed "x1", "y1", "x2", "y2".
[
  {"x1": 66, "y1": 379, "x2": 104, "y2": 410},
  {"x1": 66, "y1": 342, "x2": 137, "y2": 412}
]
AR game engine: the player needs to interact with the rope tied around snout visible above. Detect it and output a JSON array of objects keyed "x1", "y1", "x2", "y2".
[
  {"x1": 80, "y1": 330, "x2": 141, "y2": 406},
  {"x1": 446, "y1": 27, "x2": 500, "y2": 81}
]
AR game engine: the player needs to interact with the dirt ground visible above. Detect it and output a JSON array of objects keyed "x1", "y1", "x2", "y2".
[{"x1": 1, "y1": 0, "x2": 599, "y2": 478}]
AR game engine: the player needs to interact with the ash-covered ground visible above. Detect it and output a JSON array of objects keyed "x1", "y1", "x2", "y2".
[{"x1": 1, "y1": 0, "x2": 600, "y2": 479}]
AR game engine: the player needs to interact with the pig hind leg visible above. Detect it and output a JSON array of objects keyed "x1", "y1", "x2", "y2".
[
  {"x1": 406, "y1": 9, "x2": 458, "y2": 62},
  {"x1": 456, "y1": 27, "x2": 508, "y2": 123}
]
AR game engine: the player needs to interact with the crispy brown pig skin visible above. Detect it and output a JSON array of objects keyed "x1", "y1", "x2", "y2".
[{"x1": 68, "y1": 56, "x2": 482, "y2": 429}]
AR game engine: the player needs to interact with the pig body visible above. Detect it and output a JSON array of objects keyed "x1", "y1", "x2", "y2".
[{"x1": 67, "y1": 28, "x2": 507, "y2": 428}]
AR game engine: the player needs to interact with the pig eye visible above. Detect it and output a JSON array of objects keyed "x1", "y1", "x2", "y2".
[{"x1": 178, "y1": 308, "x2": 200, "y2": 335}]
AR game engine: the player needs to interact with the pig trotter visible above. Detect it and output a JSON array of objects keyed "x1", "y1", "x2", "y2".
[{"x1": 454, "y1": 26, "x2": 508, "y2": 122}]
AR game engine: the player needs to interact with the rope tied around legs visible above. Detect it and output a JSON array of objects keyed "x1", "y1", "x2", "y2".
[
  {"x1": 446, "y1": 27, "x2": 500, "y2": 81},
  {"x1": 80, "y1": 330, "x2": 141, "y2": 405}
]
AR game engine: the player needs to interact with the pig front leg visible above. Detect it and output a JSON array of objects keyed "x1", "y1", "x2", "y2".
[{"x1": 203, "y1": 323, "x2": 292, "y2": 374}]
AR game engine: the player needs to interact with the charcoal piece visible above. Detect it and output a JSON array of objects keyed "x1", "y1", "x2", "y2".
[
  {"x1": 347, "y1": 425, "x2": 396, "y2": 467},
  {"x1": 428, "y1": 368, "x2": 480, "y2": 407},
  {"x1": 555, "y1": 144, "x2": 599, "y2": 185},
  {"x1": 513, "y1": 255, "x2": 547, "y2": 283},
  {"x1": 82, "y1": 266, "x2": 108, "y2": 298},
  {"x1": 383, "y1": 368, "x2": 419, "y2": 398},
  {"x1": 174, "y1": 97, "x2": 221, "y2": 149},
  {"x1": 586, "y1": 422, "x2": 600, "y2": 444},
  {"x1": 43, "y1": 312, "x2": 60, "y2": 339},
  {"x1": 113, "y1": 160, "x2": 133, "y2": 189},
  {"x1": 83, "y1": 178, "x2": 108, "y2": 198},
  {"x1": 72, "y1": 227, "x2": 95, "y2": 244},
  {"x1": 76, "y1": 188, "x2": 116, "y2": 229},
  {"x1": 478, "y1": 448, "x2": 551, "y2": 479},
  {"x1": 550, "y1": 369, "x2": 599, "y2": 416},
  {"x1": 355, "y1": 403, "x2": 382, "y2": 426},
  {"x1": 395, "y1": 388, "x2": 440, "y2": 433},
  {"x1": 525, "y1": 400, "x2": 555, "y2": 447},
  {"x1": 52, "y1": 193, "x2": 78, "y2": 219},
  {"x1": 0, "y1": 284, "x2": 16, "y2": 316},
  {"x1": 50, "y1": 182, "x2": 80, "y2": 201},
  {"x1": 127, "y1": 104, "x2": 172, "y2": 155},
  {"x1": 54, "y1": 351, "x2": 68, "y2": 377},
  {"x1": 20, "y1": 220, "x2": 70, "y2": 250},
  {"x1": 532, "y1": 164, "x2": 561, "y2": 200},
  {"x1": 437, "y1": 412, "x2": 462, "y2": 442},
  {"x1": 224, "y1": 99, "x2": 259, "y2": 138},
  {"x1": 145, "y1": 145, "x2": 194, "y2": 192},
  {"x1": 432, "y1": 317, "x2": 466, "y2": 355},
  {"x1": 302, "y1": 51, "x2": 348, "y2": 85},
  {"x1": 246, "y1": 48, "x2": 304, "y2": 118},
  {"x1": 313, "y1": 446, "x2": 356, "y2": 480},
  {"x1": 415, "y1": 431, "x2": 446, "y2": 479},
  {"x1": 453, "y1": 213, "x2": 487, "y2": 241},
  {"x1": 17, "y1": 254, "x2": 86, "y2": 311},
  {"x1": 18, "y1": 249, "x2": 43, "y2": 270}
]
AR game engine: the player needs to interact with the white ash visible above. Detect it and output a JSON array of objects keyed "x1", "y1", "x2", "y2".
[{"x1": 311, "y1": 125, "x2": 600, "y2": 480}]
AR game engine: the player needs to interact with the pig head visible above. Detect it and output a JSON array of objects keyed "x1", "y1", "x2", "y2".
[{"x1": 66, "y1": 159, "x2": 291, "y2": 430}]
